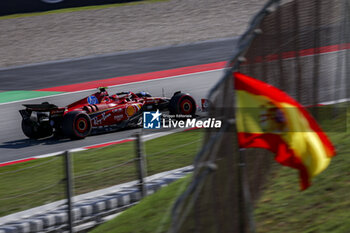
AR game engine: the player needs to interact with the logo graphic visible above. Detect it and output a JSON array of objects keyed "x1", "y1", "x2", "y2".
[
  {"x1": 126, "y1": 105, "x2": 136, "y2": 117},
  {"x1": 143, "y1": 110, "x2": 162, "y2": 129},
  {"x1": 87, "y1": 95, "x2": 99, "y2": 105}
]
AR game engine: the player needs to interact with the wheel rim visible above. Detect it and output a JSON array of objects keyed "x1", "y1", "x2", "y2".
[
  {"x1": 180, "y1": 99, "x2": 193, "y2": 114},
  {"x1": 76, "y1": 117, "x2": 88, "y2": 133}
]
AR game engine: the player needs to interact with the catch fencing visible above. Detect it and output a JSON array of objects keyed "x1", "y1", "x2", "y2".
[
  {"x1": 169, "y1": 0, "x2": 350, "y2": 232},
  {"x1": 0, "y1": 129, "x2": 202, "y2": 232}
]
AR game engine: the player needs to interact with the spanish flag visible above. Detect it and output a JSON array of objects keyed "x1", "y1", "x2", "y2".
[{"x1": 235, "y1": 72, "x2": 335, "y2": 190}]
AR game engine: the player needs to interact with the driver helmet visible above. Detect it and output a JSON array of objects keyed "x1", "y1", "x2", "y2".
[{"x1": 98, "y1": 87, "x2": 109, "y2": 97}]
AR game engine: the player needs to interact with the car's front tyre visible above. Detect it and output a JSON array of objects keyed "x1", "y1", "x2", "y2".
[{"x1": 169, "y1": 93, "x2": 196, "y2": 116}]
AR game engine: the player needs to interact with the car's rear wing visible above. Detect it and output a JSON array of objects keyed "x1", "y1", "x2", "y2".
[
  {"x1": 22, "y1": 103, "x2": 58, "y2": 111},
  {"x1": 19, "y1": 103, "x2": 65, "y2": 120}
]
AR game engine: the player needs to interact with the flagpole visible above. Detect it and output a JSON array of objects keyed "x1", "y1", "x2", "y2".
[{"x1": 238, "y1": 148, "x2": 256, "y2": 233}]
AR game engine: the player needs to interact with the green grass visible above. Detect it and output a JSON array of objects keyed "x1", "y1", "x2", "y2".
[
  {"x1": 89, "y1": 105, "x2": 350, "y2": 233},
  {"x1": 254, "y1": 122, "x2": 350, "y2": 233},
  {"x1": 91, "y1": 175, "x2": 191, "y2": 233},
  {"x1": 0, "y1": 130, "x2": 202, "y2": 217},
  {"x1": 0, "y1": 0, "x2": 168, "y2": 20},
  {"x1": 0, "y1": 156, "x2": 65, "y2": 216}
]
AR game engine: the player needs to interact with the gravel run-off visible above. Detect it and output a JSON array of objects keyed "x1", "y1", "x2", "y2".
[{"x1": 0, "y1": 0, "x2": 265, "y2": 68}]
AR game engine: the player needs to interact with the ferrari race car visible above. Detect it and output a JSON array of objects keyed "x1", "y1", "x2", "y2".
[{"x1": 19, "y1": 88, "x2": 196, "y2": 139}]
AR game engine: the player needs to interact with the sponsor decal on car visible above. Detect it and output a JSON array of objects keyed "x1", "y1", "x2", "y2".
[
  {"x1": 50, "y1": 108, "x2": 65, "y2": 116},
  {"x1": 126, "y1": 105, "x2": 136, "y2": 117},
  {"x1": 135, "y1": 104, "x2": 142, "y2": 110},
  {"x1": 114, "y1": 115, "x2": 124, "y2": 121},
  {"x1": 112, "y1": 108, "x2": 123, "y2": 113},
  {"x1": 92, "y1": 112, "x2": 111, "y2": 125},
  {"x1": 87, "y1": 95, "x2": 99, "y2": 105}
]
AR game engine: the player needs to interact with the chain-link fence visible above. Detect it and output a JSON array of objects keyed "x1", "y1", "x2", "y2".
[
  {"x1": 0, "y1": 156, "x2": 65, "y2": 218},
  {"x1": 0, "y1": 129, "x2": 203, "y2": 232},
  {"x1": 1, "y1": 1, "x2": 348, "y2": 232},
  {"x1": 169, "y1": 0, "x2": 350, "y2": 232}
]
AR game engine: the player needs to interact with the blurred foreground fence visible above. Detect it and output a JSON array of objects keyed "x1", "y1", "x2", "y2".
[
  {"x1": 0, "y1": 129, "x2": 202, "y2": 232},
  {"x1": 169, "y1": 0, "x2": 350, "y2": 232}
]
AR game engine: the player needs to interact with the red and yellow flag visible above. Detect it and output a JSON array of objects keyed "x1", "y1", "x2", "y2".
[{"x1": 234, "y1": 72, "x2": 335, "y2": 190}]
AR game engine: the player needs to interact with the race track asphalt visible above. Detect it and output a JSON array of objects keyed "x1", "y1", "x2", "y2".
[
  {"x1": 0, "y1": 37, "x2": 237, "y2": 91},
  {"x1": 0, "y1": 38, "x2": 235, "y2": 163}
]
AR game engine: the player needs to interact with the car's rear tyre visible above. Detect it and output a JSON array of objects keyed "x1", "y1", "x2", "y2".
[
  {"x1": 169, "y1": 93, "x2": 196, "y2": 116},
  {"x1": 62, "y1": 111, "x2": 91, "y2": 139},
  {"x1": 22, "y1": 119, "x2": 53, "y2": 139}
]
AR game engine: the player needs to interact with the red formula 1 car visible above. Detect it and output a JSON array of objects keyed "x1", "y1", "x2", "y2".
[{"x1": 19, "y1": 88, "x2": 196, "y2": 139}]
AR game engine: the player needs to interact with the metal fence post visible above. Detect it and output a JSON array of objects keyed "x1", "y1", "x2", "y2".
[
  {"x1": 64, "y1": 151, "x2": 74, "y2": 233},
  {"x1": 135, "y1": 132, "x2": 147, "y2": 198},
  {"x1": 238, "y1": 149, "x2": 256, "y2": 233}
]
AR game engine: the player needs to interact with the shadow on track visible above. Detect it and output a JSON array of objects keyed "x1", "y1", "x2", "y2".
[{"x1": 0, "y1": 126, "x2": 141, "y2": 150}]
